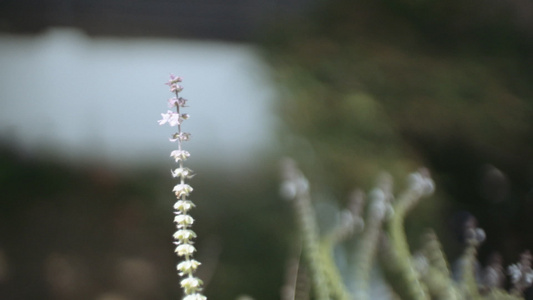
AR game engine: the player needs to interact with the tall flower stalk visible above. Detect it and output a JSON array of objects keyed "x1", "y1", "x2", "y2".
[{"x1": 159, "y1": 74, "x2": 206, "y2": 300}]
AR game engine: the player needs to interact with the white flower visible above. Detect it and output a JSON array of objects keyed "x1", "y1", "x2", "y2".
[
  {"x1": 173, "y1": 184, "x2": 193, "y2": 197},
  {"x1": 412, "y1": 252, "x2": 429, "y2": 276},
  {"x1": 475, "y1": 228, "x2": 486, "y2": 243},
  {"x1": 174, "y1": 200, "x2": 195, "y2": 212},
  {"x1": 172, "y1": 167, "x2": 194, "y2": 179},
  {"x1": 158, "y1": 111, "x2": 184, "y2": 126},
  {"x1": 181, "y1": 277, "x2": 203, "y2": 294},
  {"x1": 170, "y1": 150, "x2": 190, "y2": 162},
  {"x1": 509, "y1": 263, "x2": 522, "y2": 284},
  {"x1": 408, "y1": 171, "x2": 435, "y2": 195},
  {"x1": 175, "y1": 244, "x2": 196, "y2": 256},
  {"x1": 369, "y1": 189, "x2": 386, "y2": 220},
  {"x1": 508, "y1": 263, "x2": 533, "y2": 285},
  {"x1": 177, "y1": 259, "x2": 201, "y2": 276},
  {"x1": 174, "y1": 229, "x2": 197, "y2": 243},
  {"x1": 183, "y1": 293, "x2": 207, "y2": 300},
  {"x1": 158, "y1": 111, "x2": 173, "y2": 125},
  {"x1": 168, "y1": 113, "x2": 183, "y2": 127},
  {"x1": 174, "y1": 214, "x2": 194, "y2": 227},
  {"x1": 525, "y1": 270, "x2": 533, "y2": 285}
]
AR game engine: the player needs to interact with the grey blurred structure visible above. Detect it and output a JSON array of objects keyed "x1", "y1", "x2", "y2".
[
  {"x1": 0, "y1": 0, "x2": 321, "y2": 168},
  {"x1": 0, "y1": 0, "x2": 317, "y2": 41}
]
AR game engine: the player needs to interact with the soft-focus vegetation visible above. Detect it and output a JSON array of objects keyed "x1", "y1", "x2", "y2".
[
  {"x1": 264, "y1": 0, "x2": 532, "y2": 266},
  {"x1": 0, "y1": 145, "x2": 291, "y2": 299},
  {"x1": 1, "y1": 0, "x2": 532, "y2": 298}
]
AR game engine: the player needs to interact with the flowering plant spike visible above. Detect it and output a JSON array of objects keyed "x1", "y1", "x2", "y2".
[{"x1": 159, "y1": 74, "x2": 206, "y2": 300}]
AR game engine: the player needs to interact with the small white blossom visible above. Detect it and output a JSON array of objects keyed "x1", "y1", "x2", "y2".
[
  {"x1": 158, "y1": 111, "x2": 184, "y2": 127},
  {"x1": 369, "y1": 189, "x2": 387, "y2": 220},
  {"x1": 174, "y1": 229, "x2": 197, "y2": 243},
  {"x1": 183, "y1": 293, "x2": 207, "y2": 300},
  {"x1": 170, "y1": 150, "x2": 191, "y2": 162},
  {"x1": 174, "y1": 200, "x2": 195, "y2": 212},
  {"x1": 177, "y1": 259, "x2": 201, "y2": 276},
  {"x1": 175, "y1": 244, "x2": 196, "y2": 256},
  {"x1": 475, "y1": 228, "x2": 486, "y2": 243},
  {"x1": 174, "y1": 214, "x2": 194, "y2": 227},
  {"x1": 172, "y1": 167, "x2": 194, "y2": 179},
  {"x1": 181, "y1": 277, "x2": 203, "y2": 294},
  {"x1": 157, "y1": 111, "x2": 173, "y2": 125},
  {"x1": 173, "y1": 184, "x2": 193, "y2": 197},
  {"x1": 526, "y1": 271, "x2": 533, "y2": 285},
  {"x1": 168, "y1": 114, "x2": 183, "y2": 127},
  {"x1": 408, "y1": 171, "x2": 435, "y2": 195},
  {"x1": 412, "y1": 252, "x2": 429, "y2": 276},
  {"x1": 509, "y1": 263, "x2": 523, "y2": 283},
  {"x1": 508, "y1": 263, "x2": 533, "y2": 285}
]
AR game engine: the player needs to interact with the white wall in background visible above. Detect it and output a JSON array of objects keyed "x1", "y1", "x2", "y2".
[{"x1": 0, "y1": 28, "x2": 278, "y2": 168}]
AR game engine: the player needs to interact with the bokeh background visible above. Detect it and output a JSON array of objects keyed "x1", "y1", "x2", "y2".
[{"x1": 1, "y1": 0, "x2": 532, "y2": 299}]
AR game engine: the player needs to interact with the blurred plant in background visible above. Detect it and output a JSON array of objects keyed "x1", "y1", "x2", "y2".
[
  {"x1": 280, "y1": 158, "x2": 532, "y2": 299},
  {"x1": 263, "y1": 0, "x2": 532, "y2": 298},
  {"x1": 0, "y1": 0, "x2": 531, "y2": 299}
]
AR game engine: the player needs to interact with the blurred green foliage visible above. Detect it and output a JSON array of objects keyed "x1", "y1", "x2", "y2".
[
  {"x1": 1, "y1": 1, "x2": 532, "y2": 298},
  {"x1": 263, "y1": 0, "x2": 532, "y2": 264},
  {"x1": 0, "y1": 145, "x2": 291, "y2": 299}
]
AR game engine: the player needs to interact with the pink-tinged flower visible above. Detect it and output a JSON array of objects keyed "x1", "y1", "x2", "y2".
[
  {"x1": 167, "y1": 97, "x2": 188, "y2": 108},
  {"x1": 165, "y1": 74, "x2": 183, "y2": 86},
  {"x1": 170, "y1": 84, "x2": 184, "y2": 93},
  {"x1": 165, "y1": 74, "x2": 184, "y2": 93},
  {"x1": 168, "y1": 97, "x2": 179, "y2": 108}
]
